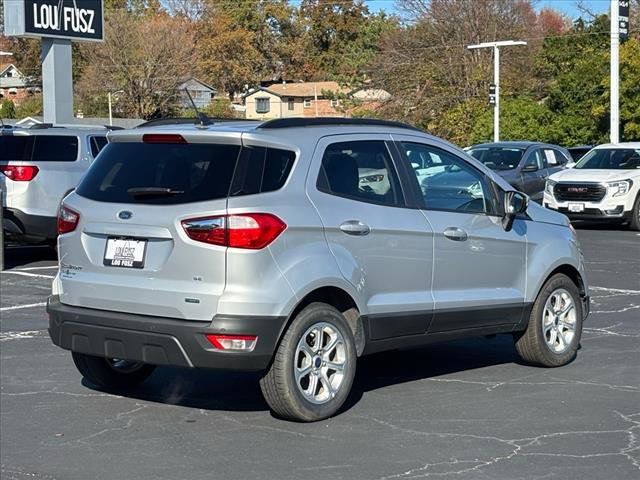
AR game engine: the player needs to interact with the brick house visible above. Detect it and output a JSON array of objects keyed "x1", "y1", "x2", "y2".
[
  {"x1": 244, "y1": 81, "x2": 350, "y2": 120},
  {"x1": 0, "y1": 63, "x2": 40, "y2": 106},
  {"x1": 244, "y1": 81, "x2": 391, "y2": 120}
]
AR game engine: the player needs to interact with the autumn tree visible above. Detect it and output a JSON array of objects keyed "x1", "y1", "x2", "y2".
[
  {"x1": 77, "y1": 9, "x2": 195, "y2": 119},
  {"x1": 299, "y1": 0, "x2": 397, "y2": 82},
  {"x1": 195, "y1": 0, "x2": 305, "y2": 99}
]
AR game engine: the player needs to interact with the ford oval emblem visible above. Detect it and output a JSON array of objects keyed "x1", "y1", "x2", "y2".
[{"x1": 118, "y1": 210, "x2": 133, "y2": 220}]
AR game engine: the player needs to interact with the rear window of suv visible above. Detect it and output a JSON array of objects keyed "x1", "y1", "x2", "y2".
[
  {"x1": 76, "y1": 141, "x2": 295, "y2": 204},
  {"x1": 0, "y1": 135, "x2": 79, "y2": 162}
]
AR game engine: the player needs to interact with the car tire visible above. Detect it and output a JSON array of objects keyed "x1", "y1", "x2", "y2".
[
  {"x1": 514, "y1": 274, "x2": 583, "y2": 367},
  {"x1": 629, "y1": 195, "x2": 640, "y2": 231},
  {"x1": 72, "y1": 352, "x2": 155, "y2": 390},
  {"x1": 259, "y1": 303, "x2": 357, "y2": 422}
]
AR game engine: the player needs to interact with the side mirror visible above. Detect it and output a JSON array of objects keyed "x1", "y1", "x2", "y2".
[
  {"x1": 521, "y1": 164, "x2": 538, "y2": 173},
  {"x1": 502, "y1": 190, "x2": 528, "y2": 231}
]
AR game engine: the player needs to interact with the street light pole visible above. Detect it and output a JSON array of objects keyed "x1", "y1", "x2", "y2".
[
  {"x1": 107, "y1": 90, "x2": 124, "y2": 126},
  {"x1": 467, "y1": 40, "x2": 527, "y2": 142},
  {"x1": 610, "y1": 0, "x2": 620, "y2": 144}
]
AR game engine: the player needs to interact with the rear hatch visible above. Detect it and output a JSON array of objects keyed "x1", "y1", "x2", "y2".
[
  {"x1": 0, "y1": 133, "x2": 83, "y2": 218},
  {"x1": 58, "y1": 132, "x2": 242, "y2": 321}
]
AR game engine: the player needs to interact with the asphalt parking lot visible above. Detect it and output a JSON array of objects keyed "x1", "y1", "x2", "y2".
[{"x1": 1, "y1": 226, "x2": 639, "y2": 480}]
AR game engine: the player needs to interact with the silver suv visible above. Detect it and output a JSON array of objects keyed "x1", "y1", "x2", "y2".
[
  {"x1": 47, "y1": 118, "x2": 590, "y2": 422},
  {"x1": 1, "y1": 124, "x2": 110, "y2": 244}
]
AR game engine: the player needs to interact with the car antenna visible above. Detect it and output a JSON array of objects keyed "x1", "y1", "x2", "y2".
[{"x1": 183, "y1": 88, "x2": 212, "y2": 127}]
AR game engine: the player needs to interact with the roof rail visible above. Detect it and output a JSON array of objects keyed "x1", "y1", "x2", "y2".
[
  {"x1": 257, "y1": 117, "x2": 422, "y2": 132},
  {"x1": 136, "y1": 117, "x2": 254, "y2": 128}
]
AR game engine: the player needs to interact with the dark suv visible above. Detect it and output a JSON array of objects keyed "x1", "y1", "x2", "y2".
[{"x1": 467, "y1": 142, "x2": 572, "y2": 202}]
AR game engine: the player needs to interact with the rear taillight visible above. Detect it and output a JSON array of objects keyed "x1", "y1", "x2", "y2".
[
  {"x1": 57, "y1": 205, "x2": 80, "y2": 234},
  {"x1": 0, "y1": 165, "x2": 39, "y2": 181},
  {"x1": 205, "y1": 334, "x2": 258, "y2": 351},
  {"x1": 182, "y1": 213, "x2": 286, "y2": 249}
]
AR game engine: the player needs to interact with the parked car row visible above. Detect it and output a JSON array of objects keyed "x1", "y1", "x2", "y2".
[{"x1": 1, "y1": 124, "x2": 112, "y2": 244}]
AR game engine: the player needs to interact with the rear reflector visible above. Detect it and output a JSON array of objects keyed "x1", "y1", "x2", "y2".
[
  {"x1": 57, "y1": 205, "x2": 80, "y2": 234},
  {"x1": 0, "y1": 165, "x2": 39, "y2": 181},
  {"x1": 205, "y1": 334, "x2": 258, "y2": 352},
  {"x1": 182, "y1": 213, "x2": 286, "y2": 249},
  {"x1": 142, "y1": 133, "x2": 187, "y2": 144}
]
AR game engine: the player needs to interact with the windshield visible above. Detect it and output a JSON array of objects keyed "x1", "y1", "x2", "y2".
[
  {"x1": 467, "y1": 147, "x2": 525, "y2": 171},
  {"x1": 575, "y1": 148, "x2": 640, "y2": 170}
]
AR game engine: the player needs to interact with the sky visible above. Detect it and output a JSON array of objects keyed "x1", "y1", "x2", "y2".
[{"x1": 360, "y1": 0, "x2": 611, "y2": 18}]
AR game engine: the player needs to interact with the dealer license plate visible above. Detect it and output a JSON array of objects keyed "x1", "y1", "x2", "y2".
[
  {"x1": 568, "y1": 203, "x2": 585, "y2": 213},
  {"x1": 103, "y1": 238, "x2": 147, "y2": 269}
]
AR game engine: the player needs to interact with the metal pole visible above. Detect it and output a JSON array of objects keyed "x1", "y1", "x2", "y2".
[
  {"x1": 493, "y1": 46, "x2": 500, "y2": 142},
  {"x1": 108, "y1": 92, "x2": 113, "y2": 126},
  {"x1": 610, "y1": 0, "x2": 620, "y2": 144},
  {"x1": 41, "y1": 38, "x2": 74, "y2": 124}
]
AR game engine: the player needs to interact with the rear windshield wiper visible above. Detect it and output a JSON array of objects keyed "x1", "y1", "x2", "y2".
[{"x1": 127, "y1": 187, "x2": 185, "y2": 198}]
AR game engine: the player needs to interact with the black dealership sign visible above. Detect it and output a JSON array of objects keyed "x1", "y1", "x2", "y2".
[{"x1": 23, "y1": 0, "x2": 103, "y2": 41}]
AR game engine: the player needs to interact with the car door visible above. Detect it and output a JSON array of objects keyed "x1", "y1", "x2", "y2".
[
  {"x1": 520, "y1": 148, "x2": 547, "y2": 201},
  {"x1": 306, "y1": 135, "x2": 435, "y2": 339},
  {"x1": 392, "y1": 135, "x2": 528, "y2": 332}
]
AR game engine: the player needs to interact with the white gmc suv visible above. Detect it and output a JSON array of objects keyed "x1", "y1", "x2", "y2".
[{"x1": 544, "y1": 143, "x2": 640, "y2": 230}]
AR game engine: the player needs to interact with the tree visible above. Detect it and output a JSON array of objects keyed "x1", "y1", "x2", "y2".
[
  {"x1": 77, "y1": 10, "x2": 195, "y2": 119},
  {"x1": 371, "y1": 0, "x2": 545, "y2": 140},
  {"x1": 16, "y1": 95, "x2": 43, "y2": 118},
  {"x1": 196, "y1": 0, "x2": 304, "y2": 99},
  {"x1": 299, "y1": 0, "x2": 397, "y2": 82},
  {"x1": 1, "y1": 99, "x2": 16, "y2": 119}
]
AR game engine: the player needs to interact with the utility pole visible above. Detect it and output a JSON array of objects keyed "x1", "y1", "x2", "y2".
[
  {"x1": 467, "y1": 40, "x2": 527, "y2": 142},
  {"x1": 610, "y1": 0, "x2": 620, "y2": 144}
]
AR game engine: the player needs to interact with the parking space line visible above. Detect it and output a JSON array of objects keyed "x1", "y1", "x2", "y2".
[
  {"x1": 2, "y1": 271, "x2": 54, "y2": 279},
  {"x1": 0, "y1": 330, "x2": 47, "y2": 341},
  {"x1": 0, "y1": 302, "x2": 47, "y2": 312},
  {"x1": 13, "y1": 266, "x2": 59, "y2": 271}
]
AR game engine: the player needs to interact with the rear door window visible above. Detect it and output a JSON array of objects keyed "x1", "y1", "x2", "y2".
[
  {"x1": 31, "y1": 136, "x2": 79, "y2": 162},
  {"x1": 0, "y1": 135, "x2": 34, "y2": 161},
  {"x1": 317, "y1": 140, "x2": 402, "y2": 207},
  {"x1": 76, "y1": 142, "x2": 241, "y2": 204},
  {"x1": 89, "y1": 136, "x2": 108, "y2": 158}
]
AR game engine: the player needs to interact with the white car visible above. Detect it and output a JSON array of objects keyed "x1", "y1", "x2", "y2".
[{"x1": 544, "y1": 143, "x2": 640, "y2": 230}]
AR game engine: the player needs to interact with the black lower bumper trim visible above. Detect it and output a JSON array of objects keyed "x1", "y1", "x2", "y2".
[
  {"x1": 3, "y1": 208, "x2": 57, "y2": 242},
  {"x1": 47, "y1": 296, "x2": 287, "y2": 371}
]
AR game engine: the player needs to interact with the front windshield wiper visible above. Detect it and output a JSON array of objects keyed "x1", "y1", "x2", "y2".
[{"x1": 127, "y1": 187, "x2": 184, "y2": 198}]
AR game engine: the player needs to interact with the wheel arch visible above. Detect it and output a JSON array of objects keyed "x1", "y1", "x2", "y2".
[{"x1": 278, "y1": 285, "x2": 365, "y2": 356}]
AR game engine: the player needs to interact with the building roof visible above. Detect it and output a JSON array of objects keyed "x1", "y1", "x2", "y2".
[
  {"x1": 259, "y1": 81, "x2": 350, "y2": 98},
  {"x1": 0, "y1": 63, "x2": 22, "y2": 77},
  {"x1": 178, "y1": 77, "x2": 217, "y2": 93}
]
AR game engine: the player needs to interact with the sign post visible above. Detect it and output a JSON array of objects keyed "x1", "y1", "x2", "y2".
[{"x1": 3, "y1": 0, "x2": 104, "y2": 124}]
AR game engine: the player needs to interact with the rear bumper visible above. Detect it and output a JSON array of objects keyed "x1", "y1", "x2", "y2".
[
  {"x1": 47, "y1": 296, "x2": 287, "y2": 372},
  {"x1": 2, "y1": 207, "x2": 57, "y2": 242}
]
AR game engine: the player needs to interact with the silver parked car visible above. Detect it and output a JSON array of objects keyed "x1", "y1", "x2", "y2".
[
  {"x1": 1, "y1": 124, "x2": 110, "y2": 245},
  {"x1": 47, "y1": 118, "x2": 590, "y2": 422}
]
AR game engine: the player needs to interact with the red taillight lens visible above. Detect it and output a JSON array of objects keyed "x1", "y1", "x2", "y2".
[
  {"x1": 182, "y1": 213, "x2": 286, "y2": 249},
  {"x1": 205, "y1": 334, "x2": 258, "y2": 351},
  {"x1": 142, "y1": 134, "x2": 187, "y2": 144},
  {"x1": 57, "y1": 205, "x2": 80, "y2": 234},
  {"x1": 227, "y1": 214, "x2": 286, "y2": 249},
  {"x1": 0, "y1": 165, "x2": 39, "y2": 181}
]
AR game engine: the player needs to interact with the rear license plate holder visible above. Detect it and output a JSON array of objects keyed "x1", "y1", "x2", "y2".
[{"x1": 103, "y1": 237, "x2": 147, "y2": 269}]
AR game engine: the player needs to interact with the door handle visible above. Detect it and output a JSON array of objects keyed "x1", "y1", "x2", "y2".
[
  {"x1": 443, "y1": 227, "x2": 468, "y2": 242},
  {"x1": 339, "y1": 220, "x2": 371, "y2": 236}
]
